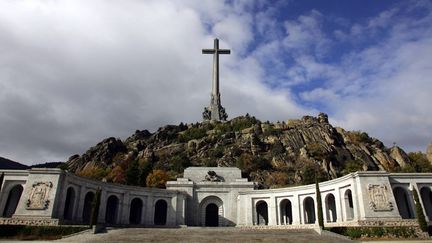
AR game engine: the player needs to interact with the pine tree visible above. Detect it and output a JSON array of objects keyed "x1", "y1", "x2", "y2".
[
  {"x1": 90, "y1": 188, "x2": 101, "y2": 228},
  {"x1": 316, "y1": 179, "x2": 324, "y2": 228},
  {"x1": 413, "y1": 188, "x2": 428, "y2": 232},
  {"x1": 125, "y1": 160, "x2": 140, "y2": 186},
  {"x1": 0, "y1": 172, "x2": 4, "y2": 190}
]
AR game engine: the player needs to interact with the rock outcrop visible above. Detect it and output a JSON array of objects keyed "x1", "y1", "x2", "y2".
[{"x1": 66, "y1": 113, "x2": 414, "y2": 188}]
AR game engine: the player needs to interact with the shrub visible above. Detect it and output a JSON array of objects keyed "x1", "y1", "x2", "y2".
[
  {"x1": 179, "y1": 127, "x2": 207, "y2": 141},
  {"x1": 146, "y1": 170, "x2": 171, "y2": 188},
  {"x1": 407, "y1": 152, "x2": 432, "y2": 172},
  {"x1": 342, "y1": 159, "x2": 364, "y2": 174},
  {"x1": 346, "y1": 131, "x2": 373, "y2": 144},
  {"x1": 90, "y1": 188, "x2": 101, "y2": 227},
  {"x1": 316, "y1": 180, "x2": 324, "y2": 228},
  {"x1": 413, "y1": 188, "x2": 428, "y2": 232},
  {"x1": 169, "y1": 154, "x2": 191, "y2": 173},
  {"x1": 77, "y1": 165, "x2": 109, "y2": 181}
]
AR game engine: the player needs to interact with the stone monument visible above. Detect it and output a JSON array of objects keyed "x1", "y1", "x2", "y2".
[{"x1": 202, "y1": 38, "x2": 229, "y2": 121}]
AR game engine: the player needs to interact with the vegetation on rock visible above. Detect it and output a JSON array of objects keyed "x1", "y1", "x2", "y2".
[{"x1": 66, "y1": 113, "x2": 419, "y2": 188}]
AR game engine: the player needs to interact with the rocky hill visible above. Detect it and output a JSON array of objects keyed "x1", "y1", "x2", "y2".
[
  {"x1": 0, "y1": 157, "x2": 28, "y2": 170},
  {"x1": 66, "y1": 113, "x2": 413, "y2": 188}
]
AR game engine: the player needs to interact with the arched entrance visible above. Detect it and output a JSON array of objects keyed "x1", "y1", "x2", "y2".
[
  {"x1": 63, "y1": 187, "x2": 75, "y2": 220},
  {"x1": 129, "y1": 198, "x2": 143, "y2": 224},
  {"x1": 154, "y1": 199, "x2": 167, "y2": 225},
  {"x1": 200, "y1": 196, "x2": 223, "y2": 226},
  {"x1": 344, "y1": 189, "x2": 354, "y2": 221},
  {"x1": 393, "y1": 187, "x2": 414, "y2": 219},
  {"x1": 2, "y1": 185, "x2": 23, "y2": 217},
  {"x1": 256, "y1": 201, "x2": 268, "y2": 225},
  {"x1": 420, "y1": 187, "x2": 432, "y2": 220},
  {"x1": 280, "y1": 199, "x2": 292, "y2": 225},
  {"x1": 105, "y1": 195, "x2": 119, "y2": 224},
  {"x1": 325, "y1": 194, "x2": 337, "y2": 222},
  {"x1": 303, "y1": 197, "x2": 315, "y2": 224},
  {"x1": 82, "y1": 191, "x2": 95, "y2": 224},
  {"x1": 205, "y1": 203, "x2": 219, "y2": 226}
]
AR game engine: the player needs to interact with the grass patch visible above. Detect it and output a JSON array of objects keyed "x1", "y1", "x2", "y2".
[
  {"x1": 0, "y1": 225, "x2": 88, "y2": 240},
  {"x1": 328, "y1": 226, "x2": 419, "y2": 239}
]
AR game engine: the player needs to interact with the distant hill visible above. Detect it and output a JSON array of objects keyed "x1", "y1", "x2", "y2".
[
  {"x1": 0, "y1": 157, "x2": 29, "y2": 170},
  {"x1": 66, "y1": 113, "x2": 417, "y2": 188},
  {"x1": 30, "y1": 162, "x2": 65, "y2": 168}
]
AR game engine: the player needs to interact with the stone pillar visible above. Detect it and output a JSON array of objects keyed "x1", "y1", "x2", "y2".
[
  {"x1": 120, "y1": 192, "x2": 130, "y2": 224},
  {"x1": 268, "y1": 196, "x2": 277, "y2": 225},
  {"x1": 292, "y1": 193, "x2": 301, "y2": 225},
  {"x1": 140, "y1": 196, "x2": 147, "y2": 225},
  {"x1": 98, "y1": 190, "x2": 107, "y2": 224},
  {"x1": 75, "y1": 186, "x2": 86, "y2": 222},
  {"x1": 144, "y1": 195, "x2": 154, "y2": 226},
  {"x1": 335, "y1": 188, "x2": 343, "y2": 223}
]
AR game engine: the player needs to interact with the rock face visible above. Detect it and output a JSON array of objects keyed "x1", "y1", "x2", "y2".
[
  {"x1": 427, "y1": 143, "x2": 432, "y2": 164},
  {"x1": 66, "y1": 113, "x2": 414, "y2": 188}
]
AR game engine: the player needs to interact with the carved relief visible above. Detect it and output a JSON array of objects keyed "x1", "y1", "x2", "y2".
[
  {"x1": 26, "y1": 182, "x2": 53, "y2": 210},
  {"x1": 367, "y1": 184, "x2": 393, "y2": 211},
  {"x1": 204, "y1": 171, "x2": 224, "y2": 182}
]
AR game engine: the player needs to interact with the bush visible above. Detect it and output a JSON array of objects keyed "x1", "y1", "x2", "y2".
[
  {"x1": 0, "y1": 225, "x2": 88, "y2": 240},
  {"x1": 407, "y1": 152, "x2": 432, "y2": 172},
  {"x1": 328, "y1": 226, "x2": 418, "y2": 239},
  {"x1": 413, "y1": 188, "x2": 428, "y2": 232},
  {"x1": 169, "y1": 154, "x2": 191, "y2": 173},
  {"x1": 179, "y1": 127, "x2": 208, "y2": 141},
  {"x1": 77, "y1": 165, "x2": 109, "y2": 181},
  {"x1": 146, "y1": 170, "x2": 171, "y2": 188},
  {"x1": 342, "y1": 159, "x2": 364, "y2": 174},
  {"x1": 346, "y1": 131, "x2": 373, "y2": 144}
]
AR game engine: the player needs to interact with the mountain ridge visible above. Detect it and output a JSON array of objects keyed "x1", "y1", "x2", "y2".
[{"x1": 65, "y1": 113, "x2": 417, "y2": 188}]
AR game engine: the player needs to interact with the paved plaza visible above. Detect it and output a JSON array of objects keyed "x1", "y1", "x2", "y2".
[{"x1": 54, "y1": 227, "x2": 353, "y2": 243}]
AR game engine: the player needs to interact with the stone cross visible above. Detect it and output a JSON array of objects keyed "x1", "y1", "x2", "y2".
[{"x1": 202, "y1": 38, "x2": 230, "y2": 121}]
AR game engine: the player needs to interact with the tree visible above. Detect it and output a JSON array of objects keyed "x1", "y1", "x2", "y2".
[
  {"x1": 107, "y1": 165, "x2": 126, "y2": 184},
  {"x1": 90, "y1": 188, "x2": 101, "y2": 228},
  {"x1": 407, "y1": 152, "x2": 432, "y2": 173},
  {"x1": 125, "y1": 160, "x2": 140, "y2": 186},
  {"x1": 0, "y1": 172, "x2": 4, "y2": 190},
  {"x1": 316, "y1": 180, "x2": 324, "y2": 228},
  {"x1": 146, "y1": 170, "x2": 171, "y2": 188},
  {"x1": 413, "y1": 188, "x2": 428, "y2": 232}
]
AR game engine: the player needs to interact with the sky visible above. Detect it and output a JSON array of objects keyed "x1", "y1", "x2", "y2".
[{"x1": 0, "y1": 0, "x2": 431, "y2": 165}]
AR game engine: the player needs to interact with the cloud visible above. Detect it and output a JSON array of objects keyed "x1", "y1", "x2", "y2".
[{"x1": 0, "y1": 0, "x2": 310, "y2": 164}]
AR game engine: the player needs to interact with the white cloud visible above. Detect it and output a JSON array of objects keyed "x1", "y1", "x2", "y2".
[{"x1": 0, "y1": 0, "x2": 311, "y2": 164}]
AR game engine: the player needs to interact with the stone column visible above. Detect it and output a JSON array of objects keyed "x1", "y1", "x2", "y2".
[
  {"x1": 98, "y1": 190, "x2": 107, "y2": 224},
  {"x1": 335, "y1": 188, "x2": 343, "y2": 222},
  {"x1": 144, "y1": 195, "x2": 154, "y2": 226},
  {"x1": 120, "y1": 192, "x2": 130, "y2": 224},
  {"x1": 75, "y1": 186, "x2": 86, "y2": 222},
  {"x1": 268, "y1": 196, "x2": 277, "y2": 225},
  {"x1": 292, "y1": 193, "x2": 301, "y2": 225}
]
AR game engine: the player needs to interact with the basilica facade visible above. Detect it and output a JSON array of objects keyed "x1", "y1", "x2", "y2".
[{"x1": 1, "y1": 167, "x2": 432, "y2": 228}]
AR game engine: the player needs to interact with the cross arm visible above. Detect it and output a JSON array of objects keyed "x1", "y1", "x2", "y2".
[
  {"x1": 202, "y1": 49, "x2": 215, "y2": 54},
  {"x1": 218, "y1": 49, "x2": 230, "y2": 54}
]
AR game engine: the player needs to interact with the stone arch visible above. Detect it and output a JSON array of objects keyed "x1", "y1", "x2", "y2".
[
  {"x1": 63, "y1": 187, "x2": 76, "y2": 220},
  {"x1": 393, "y1": 187, "x2": 414, "y2": 219},
  {"x1": 325, "y1": 193, "x2": 337, "y2": 222},
  {"x1": 256, "y1": 200, "x2": 268, "y2": 225},
  {"x1": 420, "y1": 187, "x2": 432, "y2": 220},
  {"x1": 82, "y1": 191, "x2": 95, "y2": 224},
  {"x1": 303, "y1": 196, "x2": 315, "y2": 224},
  {"x1": 279, "y1": 199, "x2": 292, "y2": 225},
  {"x1": 2, "y1": 184, "x2": 23, "y2": 217},
  {"x1": 154, "y1": 199, "x2": 168, "y2": 225},
  {"x1": 129, "y1": 197, "x2": 143, "y2": 225},
  {"x1": 344, "y1": 189, "x2": 354, "y2": 221},
  {"x1": 105, "y1": 195, "x2": 119, "y2": 224},
  {"x1": 200, "y1": 196, "x2": 223, "y2": 227}
]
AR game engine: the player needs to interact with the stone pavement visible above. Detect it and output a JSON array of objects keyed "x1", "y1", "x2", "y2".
[{"x1": 55, "y1": 227, "x2": 355, "y2": 243}]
